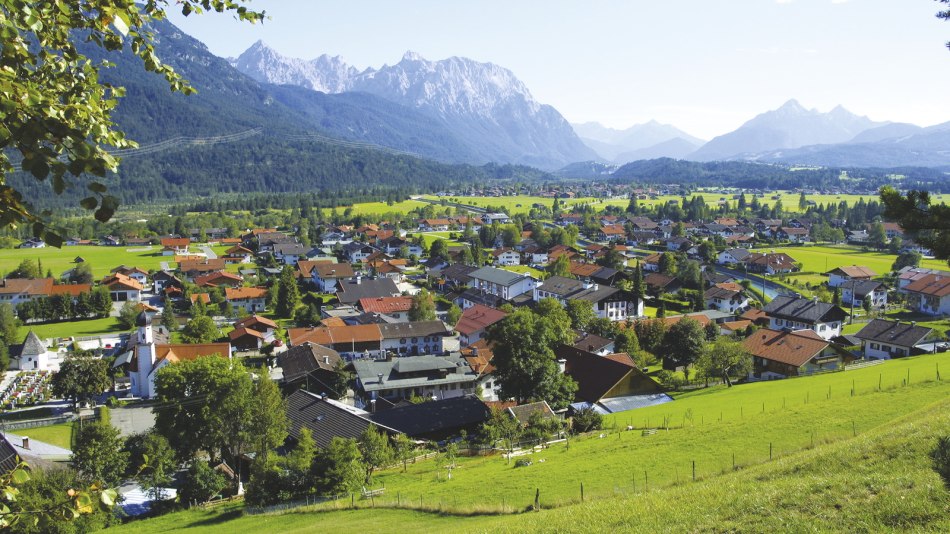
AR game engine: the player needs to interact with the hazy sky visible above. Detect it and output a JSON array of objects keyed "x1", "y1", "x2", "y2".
[{"x1": 168, "y1": 1, "x2": 950, "y2": 140}]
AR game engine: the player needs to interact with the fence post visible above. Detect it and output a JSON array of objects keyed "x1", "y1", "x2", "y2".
[
  {"x1": 907, "y1": 368, "x2": 910, "y2": 385},
  {"x1": 852, "y1": 420, "x2": 856, "y2": 437},
  {"x1": 644, "y1": 470, "x2": 648, "y2": 491},
  {"x1": 851, "y1": 379, "x2": 855, "y2": 397},
  {"x1": 580, "y1": 482, "x2": 584, "y2": 502},
  {"x1": 732, "y1": 452, "x2": 736, "y2": 471},
  {"x1": 769, "y1": 442, "x2": 772, "y2": 460},
  {"x1": 938, "y1": 363, "x2": 941, "y2": 381},
  {"x1": 878, "y1": 373, "x2": 882, "y2": 391},
  {"x1": 534, "y1": 488, "x2": 540, "y2": 511},
  {"x1": 692, "y1": 460, "x2": 696, "y2": 481},
  {"x1": 351, "y1": 493, "x2": 354, "y2": 509}
]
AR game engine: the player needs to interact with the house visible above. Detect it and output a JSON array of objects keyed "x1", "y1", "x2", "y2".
[
  {"x1": 18, "y1": 238, "x2": 46, "y2": 249},
  {"x1": 336, "y1": 277, "x2": 400, "y2": 305},
  {"x1": 533, "y1": 276, "x2": 643, "y2": 321},
  {"x1": 224, "y1": 287, "x2": 268, "y2": 313},
  {"x1": 418, "y1": 218, "x2": 452, "y2": 231},
  {"x1": 369, "y1": 396, "x2": 490, "y2": 441},
  {"x1": 854, "y1": 319, "x2": 935, "y2": 360},
  {"x1": 901, "y1": 273, "x2": 950, "y2": 316},
  {"x1": 277, "y1": 342, "x2": 344, "y2": 394},
  {"x1": 703, "y1": 282, "x2": 751, "y2": 314},
  {"x1": 744, "y1": 328, "x2": 852, "y2": 380},
  {"x1": 358, "y1": 296, "x2": 414, "y2": 322},
  {"x1": 461, "y1": 340, "x2": 499, "y2": 401},
  {"x1": 464, "y1": 267, "x2": 536, "y2": 306},
  {"x1": 9, "y1": 331, "x2": 51, "y2": 371},
  {"x1": 228, "y1": 327, "x2": 267, "y2": 352},
  {"x1": 160, "y1": 237, "x2": 190, "y2": 256},
  {"x1": 825, "y1": 266, "x2": 877, "y2": 288},
  {"x1": 455, "y1": 304, "x2": 507, "y2": 347},
  {"x1": 521, "y1": 246, "x2": 549, "y2": 266},
  {"x1": 102, "y1": 273, "x2": 143, "y2": 302},
  {"x1": 431, "y1": 264, "x2": 479, "y2": 293},
  {"x1": 379, "y1": 321, "x2": 452, "y2": 356},
  {"x1": 128, "y1": 313, "x2": 231, "y2": 398},
  {"x1": 665, "y1": 237, "x2": 693, "y2": 252},
  {"x1": 152, "y1": 271, "x2": 183, "y2": 294},
  {"x1": 896, "y1": 267, "x2": 950, "y2": 290},
  {"x1": 232, "y1": 315, "x2": 277, "y2": 342},
  {"x1": 644, "y1": 273, "x2": 682, "y2": 296},
  {"x1": 483, "y1": 213, "x2": 511, "y2": 225},
  {"x1": 178, "y1": 259, "x2": 227, "y2": 279},
  {"x1": 572, "y1": 332, "x2": 615, "y2": 356},
  {"x1": 310, "y1": 262, "x2": 355, "y2": 293},
  {"x1": 289, "y1": 324, "x2": 383, "y2": 359},
  {"x1": 222, "y1": 246, "x2": 254, "y2": 264},
  {"x1": 110, "y1": 266, "x2": 149, "y2": 287},
  {"x1": 744, "y1": 252, "x2": 799, "y2": 275},
  {"x1": 194, "y1": 271, "x2": 244, "y2": 289},
  {"x1": 272, "y1": 242, "x2": 310, "y2": 265},
  {"x1": 100, "y1": 235, "x2": 122, "y2": 247},
  {"x1": 0, "y1": 278, "x2": 56, "y2": 306},
  {"x1": 717, "y1": 248, "x2": 752, "y2": 265},
  {"x1": 776, "y1": 227, "x2": 809, "y2": 243},
  {"x1": 255, "y1": 231, "x2": 296, "y2": 252},
  {"x1": 598, "y1": 224, "x2": 626, "y2": 242},
  {"x1": 491, "y1": 248, "x2": 521, "y2": 266},
  {"x1": 641, "y1": 253, "x2": 663, "y2": 272},
  {"x1": 342, "y1": 242, "x2": 378, "y2": 264},
  {"x1": 285, "y1": 390, "x2": 398, "y2": 450},
  {"x1": 351, "y1": 353, "x2": 479, "y2": 406},
  {"x1": 557, "y1": 346, "x2": 671, "y2": 415},
  {"x1": 840, "y1": 280, "x2": 888, "y2": 309},
  {"x1": 761, "y1": 295, "x2": 849, "y2": 340}
]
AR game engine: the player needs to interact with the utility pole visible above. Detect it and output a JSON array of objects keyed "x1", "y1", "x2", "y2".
[{"x1": 850, "y1": 278, "x2": 855, "y2": 324}]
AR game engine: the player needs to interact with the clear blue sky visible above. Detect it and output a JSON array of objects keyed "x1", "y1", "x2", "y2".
[{"x1": 169, "y1": 0, "x2": 950, "y2": 139}]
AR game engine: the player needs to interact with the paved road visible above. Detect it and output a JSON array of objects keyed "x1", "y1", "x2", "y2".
[
  {"x1": 109, "y1": 405, "x2": 157, "y2": 438},
  {"x1": 199, "y1": 245, "x2": 217, "y2": 259},
  {"x1": 714, "y1": 265, "x2": 792, "y2": 300}
]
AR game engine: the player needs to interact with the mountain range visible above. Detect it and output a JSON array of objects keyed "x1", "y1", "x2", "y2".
[
  {"x1": 231, "y1": 42, "x2": 595, "y2": 169},
  {"x1": 572, "y1": 120, "x2": 705, "y2": 163}
]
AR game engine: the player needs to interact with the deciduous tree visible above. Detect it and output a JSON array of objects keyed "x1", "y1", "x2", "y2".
[
  {"x1": 72, "y1": 420, "x2": 129, "y2": 487},
  {"x1": 408, "y1": 289, "x2": 436, "y2": 322},
  {"x1": 52, "y1": 354, "x2": 110, "y2": 410}
]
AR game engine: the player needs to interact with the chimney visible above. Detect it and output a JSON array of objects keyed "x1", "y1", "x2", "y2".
[
  {"x1": 324, "y1": 356, "x2": 330, "y2": 364},
  {"x1": 557, "y1": 359, "x2": 566, "y2": 373},
  {"x1": 377, "y1": 372, "x2": 384, "y2": 385},
  {"x1": 356, "y1": 275, "x2": 362, "y2": 285},
  {"x1": 21, "y1": 437, "x2": 29, "y2": 450}
]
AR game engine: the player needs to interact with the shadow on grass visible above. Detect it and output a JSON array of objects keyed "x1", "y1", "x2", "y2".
[{"x1": 184, "y1": 508, "x2": 244, "y2": 528}]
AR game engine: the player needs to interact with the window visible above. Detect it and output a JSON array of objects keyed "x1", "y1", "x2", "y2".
[
  {"x1": 485, "y1": 382, "x2": 493, "y2": 389},
  {"x1": 400, "y1": 338, "x2": 406, "y2": 344},
  {"x1": 871, "y1": 343, "x2": 879, "y2": 350}
]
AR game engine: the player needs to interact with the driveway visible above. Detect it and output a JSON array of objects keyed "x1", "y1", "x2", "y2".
[{"x1": 199, "y1": 245, "x2": 217, "y2": 259}]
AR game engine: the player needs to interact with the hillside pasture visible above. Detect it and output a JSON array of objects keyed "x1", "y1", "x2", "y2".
[
  {"x1": 0, "y1": 245, "x2": 170, "y2": 279},
  {"x1": 753, "y1": 245, "x2": 948, "y2": 275}
]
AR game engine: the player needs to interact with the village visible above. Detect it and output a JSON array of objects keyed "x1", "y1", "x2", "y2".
[{"x1": 0, "y1": 191, "x2": 949, "y2": 520}]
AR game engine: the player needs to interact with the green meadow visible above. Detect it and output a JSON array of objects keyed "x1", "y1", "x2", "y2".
[
  {"x1": 0, "y1": 245, "x2": 170, "y2": 279},
  {"x1": 105, "y1": 353, "x2": 950, "y2": 533},
  {"x1": 754, "y1": 244, "x2": 948, "y2": 274}
]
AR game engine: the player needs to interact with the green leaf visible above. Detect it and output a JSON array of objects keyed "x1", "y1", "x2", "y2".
[
  {"x1": 44, "y1": 232, "x2": 63, "y2": 248},
  {"x1": 113, "y1": 12, "x2": 130, "y2": 36},
  {"x1": 100, "y1": 489, "x2": 117, "y2": 507},
  {"x1": 10, "y1": 468, "x2": 28, "y2": 485},
  {"x1": 87, "y1": 182, "x2": 108, "y2": 193},
  {"x1": 79, "y1": 197, "x2": 98, "y2": 210}
]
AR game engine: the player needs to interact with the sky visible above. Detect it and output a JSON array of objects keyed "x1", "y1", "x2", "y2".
[{"x1": 168, "y1": 0, "x2": 950, "y2": 140}]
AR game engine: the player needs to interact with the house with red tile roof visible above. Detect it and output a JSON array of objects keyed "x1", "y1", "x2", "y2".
[
  {"x1": 358, "y1": 296, "x2": 414, "y2": 322},
  {"x1": 455, "y1": 304, "x2": 507, "y2": 347},
  {"x1": 160, "y1": 237, "x2": 190, "y2": 256},
  {"x1": 901, "y1": 272, "x2": 950, "y2": 316},
  {"x1": 743, "y1": 328, "x2": 852, "y2": 379},
  {"x1": 224, "y1": 287, "x2": 268, "y2": 313}
]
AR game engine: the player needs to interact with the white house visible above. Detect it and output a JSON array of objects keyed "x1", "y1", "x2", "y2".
[
  {"x1": 703, "y1": 283, "x2": 751, "y2": 314},
  {"x1": 492, "y1": 248, "x2": 521, "y2": 266},
  {"x1": 854, "y1": 319, "x2": 934, "y2": 360},
  {"x1": 10, "y1": 331, "x2": 51, "y2": 371},
  {"x1": 762, "y1": 295, "x2": 848, "y2": 341},
  {"x1": 826, "y1": 266, "x2": 876, "y2": 288},
  {"x1": 717, "y1": 248, "x2": 752, "y2": 265},
  {"x1": 841, "y1": 281, "x2": 888, "y2": 309},
  {"x1": 225, "y1": 287, "x2": 268, "y2": 313},
  {"x1": 901, "y1": 273, "x2": 950, "y2": 316},
  {"x1": 467, "y1": 267, "x2": 536, "y2": 302}
]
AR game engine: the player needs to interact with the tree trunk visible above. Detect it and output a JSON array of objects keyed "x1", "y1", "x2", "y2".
[{"x1": 722, "y1": 371, "x2": 733, "y2": 388}]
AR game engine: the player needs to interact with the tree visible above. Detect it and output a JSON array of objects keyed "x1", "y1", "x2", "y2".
[
  {"x1": 124, "y1": 431, "x2": 176, "y2": 500},
  {"x1": 0, "y1": 0, "x2": 264, "y2": 241},
  {"x1": 4, "y1": 466, "x2": 118, "y2": 532},
  {"x1": 275, "y1": 266, "x2": 301, "y2": 319},
  {"x1": 658, "y1": 317, "x2": 706, "y2": 382},
  {"x1": 90, "y1": 286, "x2": 113, "y2": 317},
  {"x1": 0, "y1": 303, "x2": 20, "y2": 348},
  {"x1": 696, "y1": 337, "x2": 752, "y2": 387},
  {"x1": 479, "y1": 407, "x2": 522, "y2": 463},
  {"x1": 179, "y1": 461, "x2": 227, "y2": 506},
  {"x1": 487, "y1": 307, "x2": 577, "y2": 409},
  {"x1": 892, "y1": 250, "x2": 922, "y2": 271},
  {"x1": 247, "y1": 376, "x2": 290, "y2": 462},
  {"x1": 634, "y1": 319, "x2": 668, "y2": 355},
  {"x1": 68, "y1": 262, "x2": 95, "y2": 285},
  {"x1": 358, "y1": 426, "x2": 393, "y2": 485},
  {"x1": 117, "y1": 301, "x2": 141, "y2": 330},
  {"x1": 571, "y1": 407, "x2": 603, "y2": 434},
  {"x1": 315, "y1": 437, "x2": 365, "y2": 495},
  {"x1": 615, "y1": 327, "x2": 640, "y2": 355},
  {"x1": 429, "y1": 239, "x2": 450, "y2": 263},
  {"x1": 393, "y1": 433, "x2": 416, "y2": 473},
  {"x1": 548, "y1": 254, "x2": 573, "y2": 279},
  {"x1": 880, "y1": 187, "x2": 950, "y2": 263},
  {"x1": 868, "y1": 221, "x2": 888, "y2": 250},
  {"x1": 938, "y1": 0, "x2": 950, "y2": 49},
  {"x1": 658, "y1": 252, "x2": 678, "y2": 276},
  {"x1": 8, "y1": 259, "x2": 40, "y2": 279},
  {"x1": 445, "y1": 304, "x2": 462, "y2": 327},
  {"x1": 180, "y1": 315, "x2": 220, "y2": 344},
  {"x1": 931, "y1": 435, "x2": 950, "y2": 490},
  {"x1": 565, "y1": 299, "x2": 596, "y2": 331},
  {"x1": 596, "y1": 246, "x2": 624, "y2": 270},
  {"x1": 72, "y1": 420, "x2": 129, "y2": 487},
  {"x1": 408, "y1": 289, "x2": 436, "y2": 322},
  {"x1": 798, "y1": 192, "x2": 808, "y2": 211},
  {"x1": 162, "y1": 297, "x2": 178, "y2": 331},
  {"x1": 52, "y1": 354, "x2": 110, "y2": 410}
]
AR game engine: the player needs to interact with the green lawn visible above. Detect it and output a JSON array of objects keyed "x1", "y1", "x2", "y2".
[
  {"x1": 25, "y1": 316, "x2": 125, "y2": 340},
  {"x1": 498, "y1": 265, "x2": 544, "y2": 278},
  {"x1": 0, "y1": 245, "x2": 172, "y2": 279},
  {"x1": 19, "y1": 423, "x2": 73, "y2": 450},
  {"x1": 320, "y1": 200, "x2": 428, "y2": 217},
  {"x1": 755, "y1": 244, "x2": 948, "y2": 275}
]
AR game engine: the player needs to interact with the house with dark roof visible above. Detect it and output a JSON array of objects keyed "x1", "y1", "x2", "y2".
[
  {"x1": 351, "y1": 353, "x2": 479, "y2": 405},
  {"x1": 430, "y1": 264, "x2": 479, "y2": 294},
  {"x1": 465, "y1": 267, "x2": 536, "y2": 304},
  {"x1": 342, "y1": 242, "x2": 378, "y2": 264},
  {"x1": 308, "y1": 262, "x2": 354, "y2": 292},
  {"x1": 455, "y1": 304, "x2": 507, "y2": 347},
  {"x1": 572, "y1": 332, "x2": 615, "y2": 356},
  {"x1": 841, "y1": 280, "x2": 888, "y2": 309},
  {"x1": 379, "y1": 321, "x2": 452, "y2": 356},
  {"x1": 285, "y1": 390, "x2": 398, "y2": 450},
  {"x1": 744, "y1": 328, "x2": 853, "y2": 379},
  {"x1": 557, "y1": 346, "x2": 670, "y2": 415},
  {"x1": 533, "y1": 276, "x2": 643, "y2": 321},
  {"x1": 277, "y1": 342, "x2": 344, "y2": 394},
  {"x1": 369, "y1": 395, "x2": 490, "y2": 441},
  {"x1": 744, "y1": 252, "x2": 799, "y2": 275},
  {"x1": 717, "y1": 248, "x2": 752, "y2": 265},
  {"x1": 506, "y1": 401, "x2": 556, "y2": 425},
  {"x1": 825, "y1": 266, "x2": 877, "y2": 288},
  {"x1": 336, "y1": 277, "x2": 400, "y2": 305},
  {"x1": 762, "y1": 295, "x2": 848, "y2": 340},
  {"x1": 644, "y1": 273, "x2": 682, "y2": 296},
  {"x1": 854, "y1": 319, "x2": 935, "y2": 360},
  {"x1": 703, "y1": 282, "x2": 751, "y2": 314},
  {"x1": 10, "y1": 331, "x2": 51, "y2": 371}
]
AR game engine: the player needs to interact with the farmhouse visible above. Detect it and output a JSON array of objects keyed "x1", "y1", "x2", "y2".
[
  {"x1": 224, "y1": 286, "x2": 268, "y2": 313},
  {"x1": 854, "y1": 319, "x2": 935, "y2": 360},
  {"x1": 744, "y1": 328, "x2": 852, "y2": 379},
  {"x1": 825, "y1": 266, "x2": 877, "y2": 288},
  {"x1": 351, "y1": 353, "x2": 479, "y2": 406},
  {"x1": 762, "y1": 295, "x2": 848, "y2": 340},
  {"x1": 900, "y1": 273, "x2": 950, "y2": 316},
  {"x1": 455, "y1": 304, "x2": 507, "y2": 347}
]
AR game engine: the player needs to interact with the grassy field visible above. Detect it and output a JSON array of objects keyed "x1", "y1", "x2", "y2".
[
  {"x1": 0, "y1": 245, "x2": 171, "y2": 279},
  {"x1": 19, "y1": 423, "x2": 73, "y2": 450},
  {"x1": 105, "y1": 354, "x2": 950, "y2": 533},
  {"x1": 754, "y1": 244, "x2": 948, "y2": 275},
  {"x1": 320, "y1": 200, "x2": 429, "y2": 217},
  {"x1": 25, "y1": 316, "x2": 125, "y2": 340}
]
